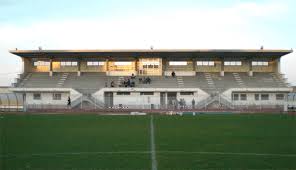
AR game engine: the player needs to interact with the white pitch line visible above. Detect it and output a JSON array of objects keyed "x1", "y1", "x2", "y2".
[
  {"x1": 0, "y1": 151, "x2": 151, "y2": 158},
  {"x1": 150, "y1": 115, "x2": 158, "y2": 170},
  {"x1": 156, "y1": 151, "x2": 296, "y2": 157},
  {"x1": 1, "y1": 150, "x2": 296, "y2": 158}
]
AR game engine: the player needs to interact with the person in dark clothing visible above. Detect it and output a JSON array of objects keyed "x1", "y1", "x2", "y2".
[
  {"x1": 146, "y1": 77, "x2": 151, "y2": 84},
  {"x1": 111, "y1": 81, "x2": 115, "y2": 87},
  {"x1": 127, "y1": 78, "x2": 131, "y2": 87},
  {"x1": 171, "y1": 71, "x2": 176, "y2": 77},
  {"x1": 192, "y1": 99, "x2": 195, "y2": 109},
  {"x1": 67, "y1": 96, "x2": 71, "y2": 107},
  {"x1": 131, "y1": 73, "x2": 136, "y2": 79}
]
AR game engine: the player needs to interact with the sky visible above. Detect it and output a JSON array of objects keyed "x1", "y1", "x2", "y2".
[{"x1": 0, "y1": 0, "x2": 295, "y2": 86}]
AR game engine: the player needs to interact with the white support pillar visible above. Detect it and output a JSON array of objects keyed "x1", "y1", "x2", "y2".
[
  {"x1": 220, "y1": 60, "x2": 224, "y2": 77},
  {"x1": 248, "y1": 60, "x2": 253, "y2": 77},
  {"x1": 49, "y1": 59, "x2": 53, "y2": 77},
  {"x1": 277, "y1": 58, "x2": 281, "y2": 74},
  {"x1": 77, "y1": 60, "x2": 81, "y2": 76}
]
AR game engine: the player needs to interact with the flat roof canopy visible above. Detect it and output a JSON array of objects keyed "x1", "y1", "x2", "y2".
[{"x1": 10, "y1": 49, "x2": 293, "y2": 60}]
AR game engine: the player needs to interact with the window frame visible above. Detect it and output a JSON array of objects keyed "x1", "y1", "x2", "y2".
[
  {"x1": 61, "y1": 61, "x2": 78, "y2": 66},
  {"x1": 232, "y1": 93, "x2": 239, "y2": 101},
  {"x1": 261, "y1": 94, "x2": 269, "y2": 101},
  {"x1": 116, "y1": 92, "x2": 131, "y2": 95},
  {"x1": 52, "y1": 93, "x2": 62, "y2": 100},
  {"x1": 240, "y1": 94, "x2": 247, "y2": 101},
  {"x1": 180, "y1": 92, "x2": 194, "y2": 95},
  {"x1": 224, "y1": 61, "x2": 242, "y2": 66},
  {"x1": 140, "y1": 92, "x2": 154, "y2": 95},
  {"x1": 169, "y1": 61, "x2": 188, "y2": 66},
  {"x1": 276, "y1": 94, "x2": 285, "y2": 100},
  {"x1": 33, "y1": 93, "x2": 41, "y2": 100}
]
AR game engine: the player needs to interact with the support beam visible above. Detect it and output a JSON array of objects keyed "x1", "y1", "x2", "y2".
[
  {"x1": 192, "y1": 58, "x2": 196, "y2": 72},
  {"x1": 162, "y1": 58, "x2": 167, "y2": 76},
  {"x1": 106, "y1": 59, "x2": 109, "y2": 76},
  {"x1": 248, "y1": 60, "x2": 253, "y2": 76},
  {"x1": 135, "y1": 58, "x2": 139, "y2": 75},
  {"x1": 49, "y1": 59, "x2": 53, "y2": 77},
  {"x1": 77, "y1": 60, "x2": 81, "y2": 76},
  {"x1": 220, "y1": 60, "x2": 224, "y2": 76}
]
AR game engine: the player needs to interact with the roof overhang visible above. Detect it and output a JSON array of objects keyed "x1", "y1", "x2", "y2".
[{"x1": 9, "y1": 49, "x2": 293, "y2": 60}]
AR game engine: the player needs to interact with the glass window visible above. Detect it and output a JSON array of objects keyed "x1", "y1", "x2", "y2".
[
  {"x1": 53, "y1": 93, "x2": 61, "y2": 100},
  {"x1": 140, "y1": 92, "x2": 154, "y2": 95},
  {"x1": 225, "y1": 61, "x2": 241, "y2": 66},
  {"x1": 87, "y1": 61, "x2": 105, "y2": 66},
  {"x1": 33, "y1": 93, "x2": 41, "y2": 100},
  {"x1": 232, "y1": 93, "x2": 239, "y2": 101},
  {"x1": 255, "y1": 94, "x2": 260, "y2": 100},
  {"x1": 33, "y1": 61, "x2": 50, "y2": 66},
  {"x1": 209, "y1": 61, "x2": 215, "y2": 66},
  {"x1": 197, "y1": 61, "x2": 203, "y2": 66},
  {"x1": 114, "y1": 62, "x2": 132, "y2": 66},
  {"x1": 252, "y1": 61, "x2": 269, "y2": 66},
  {"x1": 61, "y1": 61, "x2": 77, "y2": 66},
  {"x1": 117, "y1": 92, "x2": 130, "y2": 95},
  {"x1": 261, "y1": 94, "x2": 269, "y2": 100},
  {"x1": 276, "y1": 94, "x2": 284, "y2": 100},
  {"x1": 240, "y1": 94, "x2": 247, "y2": 101},
  {"x1": 196, "y1": 61, "x2": 215, "y2": 66},
  {"x1": 180, "y1": 92, "x2": 194, "y2": 95},
  {"x1": 169, "y1": 61, "x2": 187, "y2": 66}
]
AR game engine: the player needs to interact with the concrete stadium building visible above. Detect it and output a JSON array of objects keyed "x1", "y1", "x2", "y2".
[{"x1": 7, "y1": 48, "x2": 294, "y2": 111}]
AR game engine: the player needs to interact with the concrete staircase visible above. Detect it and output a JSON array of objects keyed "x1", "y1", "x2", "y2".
[
  {"x1": 177, "y1": 76, "x2": 184, "y2": 87},
  {"x1": 19, "y1": 73, "x2": 32, "y2": 87},
  {"x1": 233, "y1": 73, "x2": 245, "y2": 87},
  {"x1": 56, "y1": 73, "x2": 69, "y2": 87},
  {"x1": 204, "y1": 73, "x2": 216, "y2": 91}
]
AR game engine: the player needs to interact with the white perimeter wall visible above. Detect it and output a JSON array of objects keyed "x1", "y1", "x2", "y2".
[
  {"x1": 26, "y1": 92, "x2": 69, "y2": 105},
  {"x1": 222, "y1": 88, "x2": 292, "y2": 105},
  {"x1": 93, "y1": 88, "x2": 209, "y2": 107}
]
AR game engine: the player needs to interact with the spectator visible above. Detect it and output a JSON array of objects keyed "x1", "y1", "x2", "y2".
[
  {"x1": 127, "y1": 78, "x2": 131, "y2": 87},
  {"x1": 131, "y1": 73, "x2": 136, "y2": 79},
  {"x1": 171, "y1": 71, "x2": 176, "y2": 77},
  {"x1": 111, "y1": 81, "x2": 115, "y2": 87},
  {"x1": 139, "y1": 77, "x2": 143, "y2": 84},
  {"x1": 146, "y1": 77, "x2": 151, "y2": 84},
  {"x1": 192, "y1": 99, "x2": 195, "y2": 109},
  {"x1": 67, "y1": 96, "x2": 71, "y2": 107},
  {"x1": 105, "y1": 82, "x2": 108, "y2": 87}
]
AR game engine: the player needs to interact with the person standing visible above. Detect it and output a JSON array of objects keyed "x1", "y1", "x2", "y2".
[
  {"x1": 67, "y1": 96, "x2": 71, "y2": 108},
  {"x1": 192, "y1": 99, "x2": 195, "y2": 109}
]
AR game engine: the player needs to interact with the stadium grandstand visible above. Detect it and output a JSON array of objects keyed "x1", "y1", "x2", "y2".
[{"x1": 2, "y1": 48, "x2": 295, "y2": 112}]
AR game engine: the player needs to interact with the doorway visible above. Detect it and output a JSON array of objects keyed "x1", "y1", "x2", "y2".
[{"x1": 104, "y1": 92, "x2": 113, "y2": 108}]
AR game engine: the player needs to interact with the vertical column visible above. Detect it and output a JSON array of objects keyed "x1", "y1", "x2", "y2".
[
  {"x1": 248, "y1": 60, "x2": 253, "y2": 76},
  {"x1": 192, "y1": 58, "x2": 196, "y2": 73},
  {"x1": 49, "y1": 59, "x2": 53, "y2": 76},
  {"x1": 105, "y1": 59, "x2": 109, "y2": 76},
  {"x1": 77, "y1": 60, "x2": 81, "y2": 76},
  {"x1": 277, "y1": 58, "x2": 281, "y2": 74},
  {"x1": 220, "y1": 59, "x2": 224, "y2": 76},
  {"x1": 135, "y1": 58, "x2": 139, "y2": 75},
  {"x1": 162, "y1": 58, "x2": 166, "y2": 76}
]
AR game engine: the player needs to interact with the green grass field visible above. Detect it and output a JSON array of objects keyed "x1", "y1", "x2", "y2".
[{"x1": 0, "y1": 113, "x2": 296, "y2": 170}]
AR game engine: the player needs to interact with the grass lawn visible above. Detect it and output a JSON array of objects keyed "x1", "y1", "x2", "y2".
[{"x1": 0, "y1": 113, "x2": 296, "y2": 170}]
